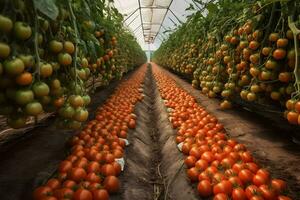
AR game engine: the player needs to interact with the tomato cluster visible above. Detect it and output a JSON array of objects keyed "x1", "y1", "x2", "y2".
[
  {"x1": 33, "y1": 65, "x2": 146, "y2": 200},
  {"x1": 0, "y1": 0, "x2": 146, "y2": 129},
  {"x1": 152, "y1": 64, "x2": 292, "y2": 200},
  {"x1": 153, "y1": 1, "x2": 300, "y2": 126}
]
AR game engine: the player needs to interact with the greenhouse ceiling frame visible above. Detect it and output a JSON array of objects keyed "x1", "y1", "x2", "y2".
[{"x1": 123, "y1": 0, "x2": 178, "y2": 44}]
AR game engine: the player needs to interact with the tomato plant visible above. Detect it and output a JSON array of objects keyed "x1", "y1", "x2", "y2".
[
  {"x1": 0, "y1": 0, "x2": 146, "y2": 129},
  {"x1": 153, "y1": 0, "x2": 300, "y2": 126}
]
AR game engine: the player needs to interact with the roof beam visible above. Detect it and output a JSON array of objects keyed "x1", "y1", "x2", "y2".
[
  {"x1": 150, "y1": 0, "x2": 175, "y2": 44},
  {"x1": 168, "y1": 8, "x2": 182, "y2": 24},
  {"x1": 123, "y1": 8, "x2": 139, "y2": 22},
  {"x1": 127, "y1": 13, "x2": 140, "y2": 26},
  {"x1": 140, "y1": 6, "x2": 168, "y2": 9},
  {"x1": 137, "y1": 0, "x2": 146, "y2": 43}
]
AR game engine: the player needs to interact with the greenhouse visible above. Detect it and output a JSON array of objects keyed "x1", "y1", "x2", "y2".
[{"x1": 0, "y1": 0, "x2": 299, "y2": 199}]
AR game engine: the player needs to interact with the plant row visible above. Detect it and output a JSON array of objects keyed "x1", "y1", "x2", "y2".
[
  {"x1": 153, "y1": 64, "x2": 292, "y2": 200},
  {"x1": 33, "y1": 65, "x2": 146, "y2": 200},
  {"x1": 153, "y1": 0, "x2": 300, "y2": 126},
  {"x1": 0, "y1": 0, "x2": 146, "y2": 129}
]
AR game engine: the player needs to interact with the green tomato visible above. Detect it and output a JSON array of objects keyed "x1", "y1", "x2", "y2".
[
  {"x1": 73, "y1": 107, "x2": 88, "y2": 122},
  {"x1": 14, "y1": 21, "x2": 32, "y2": 40},
  {"x1": 15, "y1": 89, "x2": 34, "y2": 105},
  {"x1": 4, "y1": 58, "x2": 25, "y2": 76},
  {"x1": 18, "y1": 55, "x2": 35, "y2": 68},
  {"x1": 0, "y1": 15, "x2": 13, "y2": 33},
  {"x1": 0, "y1": 42, "x2": 11, "y2": 59},
  {"x1": 32, "y1": 82, "x2": 50, "y2": 97},
  {"x1": 25, "y1": 101, "x2": 43, "y2": 116},
  {"x1": 59, "y1": 106, "x2": 75, "y2": 119}
]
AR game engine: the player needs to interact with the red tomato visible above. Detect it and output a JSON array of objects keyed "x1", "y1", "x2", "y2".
[
  {"x1": 92, "y1": 189, "x2": 109, "y2": 200},
  {"x1": 253, "y1": 173, "x2": 269, "y2": 186},
  {"x1": 195, "y1": 159, "x2": 208, "y2": 171},
  {"x1": 40, "y1": 197, "x2": 57, "y2": 200},
  {"x1": 228, "y1": 176, "x2": 243, "y2": 187},
  {"x1": 103, "y1": 176, "x2": 120, "y2": 193},
  {"x1": 62, "y1": 180, "x2": 77, "y2": 188},
  {"x1": 259, "y1": 184, "x2": 277, "y2": 200},
  {"x1": 184, "y1": 155, "x2": 197, "y2": 168},
  {"x1": 187, "y1": 167, "x2": 200, "y2": 182},
  {"x1": 241, "y1": 151, "x2": 253, "y2": 162},
  {"x1": 245, "y1": 185, "x2": 262, "y2": 199},
  {"x1": 197, "y1": 180, "x2": 212, "y2": 197},
  {"x1": 232, "y1": 163, "x2": 245, "y2": 173},
  {"x1": 256, "y1": 169, "x2": 270, "y2": 180},
  {"x1": 271, "y1": 179, "x2": 286, "y2": 193},
  {"x1": 73, "y1": 189, "x2": 93, "y2": 200},
  {"x1": 213, "y1": 180, "x2": 233, "y2": 195},
  {"x1": 232, "y1": 188, "x2": 247, "y2": 200},
  {"x1": 213, "y1": 193, "x2": 229, "y2": 200},
  {"x1": 46, "y1": 178, "x2": 61, "y2": 190},
  {"x1": 59, "y1": 160, "x2": 73, "y2": 173},
  {"x1": 250, "y1": 196, "x2": 264, "y2": 200},
  {"x1": 278, "y1": 195, "x2": 292, "y2": 200},
  {"x1": 238, "y1": 169, "x2": 254, "y2": 184},
  {"x1": 201, "y1": 151, "x2": 215, "y2": 163},
  {"x1": 33, "y1": 186, "x2": 53, "y2": 200},
  {"x1": 69, "y1": 167, "x2": 87, "y2": 182},
  {"x1": 220, "y1": 157, "x2": 235, "y2": 169},
  {"x1": 245, "y1": 162, "x2": 259, "y2": 173}
]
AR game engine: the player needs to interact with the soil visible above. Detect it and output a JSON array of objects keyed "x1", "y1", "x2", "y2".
[
  {"x1": 112, "y1": 65, "x2": 198, "y2": 200},
  {"x1": 0, "y1": 64, "x2": 299, "y2": 200}
]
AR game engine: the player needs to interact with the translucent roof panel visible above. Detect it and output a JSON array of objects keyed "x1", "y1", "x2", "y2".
[{"x1": 114, "y1": 0, "x2": 210, "y2": 50}]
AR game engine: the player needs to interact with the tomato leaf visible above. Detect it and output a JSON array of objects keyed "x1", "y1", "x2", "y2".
[{"x1": 33, "y1": 0, "x2": 59, "y2": 20}]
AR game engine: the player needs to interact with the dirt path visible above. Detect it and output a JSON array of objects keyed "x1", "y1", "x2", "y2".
[{"x1": 115, "y1": 65, "x2": 197, "y2": 200}]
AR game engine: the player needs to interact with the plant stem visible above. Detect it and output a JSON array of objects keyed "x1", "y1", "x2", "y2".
[
  {"x1": 33, "y1": 2, "x2": 41, "y2": 81},
  {"x1": 288, "y1": 16, "x2": 300, "y2": 99},
  {"x1": 67, "y1": 0, "x2": 79, "y2": 88}
]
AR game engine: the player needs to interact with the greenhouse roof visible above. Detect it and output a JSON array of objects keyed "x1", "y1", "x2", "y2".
[{"x1": 114, "y1": 0, "x2": 208, "y2": 50}]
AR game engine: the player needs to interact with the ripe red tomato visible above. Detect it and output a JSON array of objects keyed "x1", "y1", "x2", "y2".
[
  {"x1": 69, "y1": 167, "x2": 87, "y2": 182},
  {"x1": 195, "y1": 159, "x2": 208, "y2": 171},
  {"x1": 256, "y1": 169, "x2": 270, "y2": 180},
  {"x1": 92, "y1": 189, "x2": 109, "y2": 200},
  {"x1": 184, "y1": 155, "x2": 197, "y2": 168},
  {"x1": 201, "y1": 151, "x2": 215, "y2": 163},
  {"x1": 232, "y1": 163, "x2": 245, "y2": 173},
  {"x1": 245, "y1": 185, "x2": 262, "y2": 199},
  {"x1": 238, "y1": 169, "x2": 254, "y2": 184},
  {"x1": 46, "y1": 178, "x2": 61, "y2": 190},
  {"x1": 213, "y1": 180, "x2": 232, "y2": 195},
  {"x1": 220, "y1": 157, "x2": 235, "y2": 169},
  {"x1": 245, "y1": 162, "x2": 259, "y2": 173},
  {"x1": 253, "y1": 173, "x2": 269, "y2": 186},
  {"x1": 103, "y1": 176, "x2": 120, "y2": 193},
  {"x1": 232, "y1": 188, "x2": 247, "y2": 200},
  {"x1": 33, "y1": 186, "x2": 53, "y2": 200},
  {"x1": 187, "y1": 167, "x2": 200, "y2": 182},
  {"x1": 271, "y1": 179, "x2": 286, "y2": 193},
  {"x1": 197, "y1": 180, "x2": 212, "y2": 197},
  {"x1": 213, "y1": 193, "x2": 229, "y2": 200},
  {"x1": 228, "y1": 176, "x2": 243, "y2": 187},
  {"x1": 278, "y1": 195, "x2": 292, "y2": 200},
  {"x1": 259, "y1": 184, "x2": 277, "y2": 200},
  {"x1": 240, "y1": 151, "x2": 253, "y2": 162},
  {"x1": 73, "y1": 189, "x2": 93, "y2": 200},
  {"x1": 59, "y1": 160, "x2": 73, "y2": 173}
]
